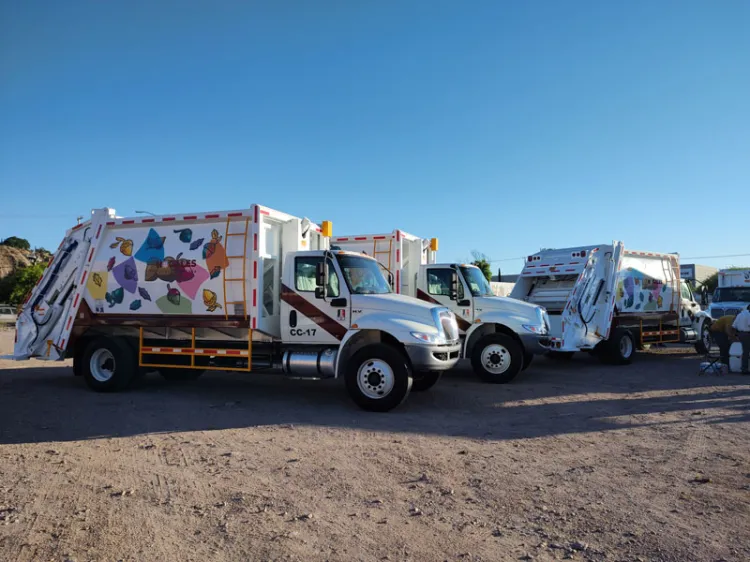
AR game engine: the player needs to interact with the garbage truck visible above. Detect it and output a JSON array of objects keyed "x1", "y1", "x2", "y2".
[
  {"x1": 332, "y1": 230, "x2": 551, "y2": 384},
  {"x1": 8, "y1": 205, "x2": 462, "y2": 411},
  {"x1": 509, "y1": 243, "x2": 711, "y2": 363},
  {"x1": 708, "y1": 269, "x2": 750, "y2": 319}
]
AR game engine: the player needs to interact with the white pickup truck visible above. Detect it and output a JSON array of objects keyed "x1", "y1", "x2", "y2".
[
  {"x1": 9, "y1": 205, "x2": 461, "y2": 411},
  {"x1": 333, "y1": 230, "x2": 550, "y2": 384}
]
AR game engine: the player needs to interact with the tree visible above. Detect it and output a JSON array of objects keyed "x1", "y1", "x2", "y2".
[
  {"x1": 0, "y1": 236, "x2": 31, "y2": 251},
  {"x1": 470, "y1": 251, "x2": 493, "y2": 283},
  {"x1": 1, "y1": 263, "x2": 45, "y2": 305}
]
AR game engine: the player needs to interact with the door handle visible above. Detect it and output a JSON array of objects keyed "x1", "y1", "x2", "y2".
[
  {"x1": 289, "y1": 310, "x2": 297, "y2": 328},
  {"x1": 457, "y1": 299, "x2": 471, "y2": 307},
  {"x1": 330, "y1": 298, "x2": 348, "y2": 307}
]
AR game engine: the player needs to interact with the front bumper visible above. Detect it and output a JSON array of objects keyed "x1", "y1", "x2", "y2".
[
  {"x1": 519, "y1": 333, "x2": 552, "y2": 354},
  {"x1": 405, "y1": 341, "x2": 461, "y2": 371}
]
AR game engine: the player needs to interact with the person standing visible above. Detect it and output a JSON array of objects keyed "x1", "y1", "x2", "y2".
[
  {"x1": 709, "y1": 315, "x2": 737, "y2": 366},
  {"x1": 732, "y1": 305, "x2": 750, "y2": 374}
]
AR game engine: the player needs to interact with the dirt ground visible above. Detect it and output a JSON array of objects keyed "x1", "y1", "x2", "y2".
[{"x1": 0, "y1": 329, "x2": 748, "y2": 562}]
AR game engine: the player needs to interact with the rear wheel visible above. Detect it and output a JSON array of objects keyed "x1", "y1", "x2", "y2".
[
  {"x1": 470, "y1": 333, "x2": 523, "y2": 384},
  {"x1": 599, "y1": 329, "x2": 635, "y2": 365},
  {"x1": 80, "y1": 337, "x2": 137, "y2": 392},
  {"x1": 411, "y1": 371, "x2": 442, "y2": 392},
  {"x1": 345, "y1": 344, "x2": 413, "y2": 412}
]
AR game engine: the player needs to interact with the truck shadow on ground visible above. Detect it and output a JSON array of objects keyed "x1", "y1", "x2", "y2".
[{"x1": 1, "y1": 351, "x2": 748, "y2": 445}]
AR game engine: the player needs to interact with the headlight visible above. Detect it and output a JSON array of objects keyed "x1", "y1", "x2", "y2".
[
  {"x1": 411, "y1": 332, "x2": 447, "y2": 345},
  {"x1": 522, "y1": 324, "x2": 547, "y2": 334}
]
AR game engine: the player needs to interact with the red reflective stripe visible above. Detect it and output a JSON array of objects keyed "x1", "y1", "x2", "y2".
[
  {"x1": 336, "y1": 237, "x2": 349, "y2": 241},
  {"x1": 87, "y1": 248, "x2": 95, "y2": 262},
  {"x1": 73, "y1": 294, "x2": 80, "y2": 307},
  {"x1": 141, "y1": 218, "x2": 155, "y2": 223},
  {"x1": 66, "y1": 317, "x2": 72, "y2": 330},
  {"x1": 396, "y1": 249, "x2": 400, "y2": 263},
  {"x1": 95, "y1": 224, "x2": 103, "y2": 238},
  {"x1": 162, "y1": 217, "x2": 175, "y2": 222},
  {"x1": 80, "y1": 271, "x2": 87, "y2": 284},
  {"x1": 260, "y1": 210, "x2": 270, "y2": 216},
  {"x1": 252, "y1": 317, "x2": 257, "y2": 329},
  {"x1": 565, "y1": 268, "x2": 576, "y2": 272},
  {"x1": 225, "y1": 349, "x2": 243, "y2": 356},
  {"x1": 206, "y1": 214, "x2": 220, "y2": 219},
  {"x1": 396, "y1": 270, "x2": 400, "y2": 293},
  {"x1": 60, "y1": 339, "x2": 65, "y2": 349},
  {"x1": 253, "y1": 261, "x2": 257, "y2": 279},
  {"x1": 373, "y1": 236, "x2": 386, "y2": 239},
  {"x1": 71, "y1": 224, "x2": 82, "y2": 231},
  {"x1": 228, "y1": 212, "x2": 242, "y2": 217},
  {"x1": 107, "y1": 221, "x2": 115, "y2": 226},
  {"x1": 122, "y1": 220, "x2": 134, "y2": 224},
  {"x1": 396, "y1": 230, "x2": 401, "y2": 241},
  {"x1": 354, "y1": 237, "x2": 367, "y2": 240},
  {"x1": 554, "y1": 263, "x2": 563, "y2": 266},
  {"x1": 253, "y1": 289, "x2": 257, "y2": 306},
  {"x1": 253, "y1": 234, "x2": 258, "y2": 251},
  {"x1": 183, "y1": 215, "x2": 197, "y2": 220},
  {"x1": 254, "y1": 206, "x2": 259, "y2": 223}
]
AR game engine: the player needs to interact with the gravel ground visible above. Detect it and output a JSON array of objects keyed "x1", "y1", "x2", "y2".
[{"x1": 0, "y1": 329, "x2": 748, "y2": 562}]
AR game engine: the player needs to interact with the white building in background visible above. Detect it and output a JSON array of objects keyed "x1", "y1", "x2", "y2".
[{"x1": 680, "y1": 263, "x2": 718, "y2": 288}]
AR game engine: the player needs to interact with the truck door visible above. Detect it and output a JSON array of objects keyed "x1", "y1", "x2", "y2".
[
  {"x1": 281, "y1": 254, "x2": 350, "y2": 345},
  {"x1": 417, "y1": 267, "x2": 473, "y2": 333},
  {"x1": 679, "y1": 280, "x2": 701, "y2": 325}
]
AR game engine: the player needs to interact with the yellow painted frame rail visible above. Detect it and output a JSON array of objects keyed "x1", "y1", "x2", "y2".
[{"x1": 138, "y1": 327, "x2": 252, "y2": 372}]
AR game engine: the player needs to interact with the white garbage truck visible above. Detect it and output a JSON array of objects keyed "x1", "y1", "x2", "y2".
[
  {"x1": 708, "y1": 269, "x2": 750, "y2": 319},
  {"x1": 9, "y1": 205, "x2": 462, "y2": 411},
  {"x1": 331, "y1": 230, "x2": 550, "y2": 384},
  {"x1": 509, "y1": 243, "x2": 711, "y2": 363}
]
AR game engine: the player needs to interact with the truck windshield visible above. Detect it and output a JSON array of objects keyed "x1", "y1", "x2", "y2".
[
  {"x1": 337, "y1": 255, "x2": 392, "y2": 295},
  {"x1": 459, "y1": 266, "x2": 493, "y2": 297},
  {"x1": 713, "y1": 288, "x2": 750, "y2": 303}
]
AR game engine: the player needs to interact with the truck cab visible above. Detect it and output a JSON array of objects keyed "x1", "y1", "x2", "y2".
[
  {"x1": 709, "y1": 270, "x2": 750, "y2": 320},
  {"x1": 332, "y1": 231, "x2": 550, "y2": 384}
]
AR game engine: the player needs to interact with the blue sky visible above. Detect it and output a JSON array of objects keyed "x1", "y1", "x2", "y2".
[{"x1": 1, "y1": 1, "x2": 748, "y2": 274}]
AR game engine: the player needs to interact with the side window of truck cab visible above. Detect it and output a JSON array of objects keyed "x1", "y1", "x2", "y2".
[
  {"x1": 427, "y1": 269, "x2": 463, "y2": 299},
  {"x1": 680, "y1": 282, "x2": 693, "y2": 301},
  {"x1": 295, "y1": 256, "x2": 340, "y2": 297}
]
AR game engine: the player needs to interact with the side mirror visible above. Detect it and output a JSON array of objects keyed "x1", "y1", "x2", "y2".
[
  {"x1": 450, "y1": 271, "x2": 458, "y2": 301},
  {"x1": 315, "y1": 261, "x2": 328, "y2": 299}
]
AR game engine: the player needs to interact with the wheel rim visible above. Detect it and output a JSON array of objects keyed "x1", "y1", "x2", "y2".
[
  {"x1": 481, "y1": 344, "x2": 511, "y2": 374},
  {"x1": 620, "y1": 335, "x2": 633, "y2": 359},
  {"x1": 356, "y1": 359, "x2": 394, "y2": 399},
  {"x1": 90, "y1": 348, "x2": 116, "y2": 382}
]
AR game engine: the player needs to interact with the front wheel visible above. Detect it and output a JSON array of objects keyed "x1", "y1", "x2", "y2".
[
  {"x1": 411, "y1": 371, "x2": 442, "y2": 392},
  {"x1": 694, "y1": 320, "x2": 711, "y2": 355},
  {"x1": 470, "y1": 333, "x2": 523, "y2": 384},
  {"x1": 345, "y1": 344, "x2": 413, "y2": 412}
]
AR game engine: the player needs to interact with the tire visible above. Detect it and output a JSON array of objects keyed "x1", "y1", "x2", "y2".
[
  {"x1": 345, "y1": 344, "x2": 413, "y2": 412},
  {"x1": 470, "y1": 333, "x2": 523, "y2": 384},
  {"x1": 694, "y1": 320, "x2": 711, "y2": 355},
  {"x1": 80, "y1": 336, "x2": 137, "y2": 392},
  {"x1": 599, "y1": 329, "x2": 635, "y2": 365},
  {"x1": 158, "y1": 368, "x2": 205, "y2": 381},
  {"x1": 522, "y1": 353, "x2": 534, "y2": 371},
  {"x1": 545, "y1": 351, "x2": 575, "y2": 360},
  {"x1": 411, "y1": 371, "x2": 441, "y2": 392}
]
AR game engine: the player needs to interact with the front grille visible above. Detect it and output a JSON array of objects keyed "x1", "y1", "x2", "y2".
[
  {"x1": 711, "y1": 308, "x2": 724, "y2": 319},
  {"x1": 439, "y1": 312, "x2": 459, "y2": 341},
  {"x1": 725, "y1": 308, "x2": 741, "y2": 316}
]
